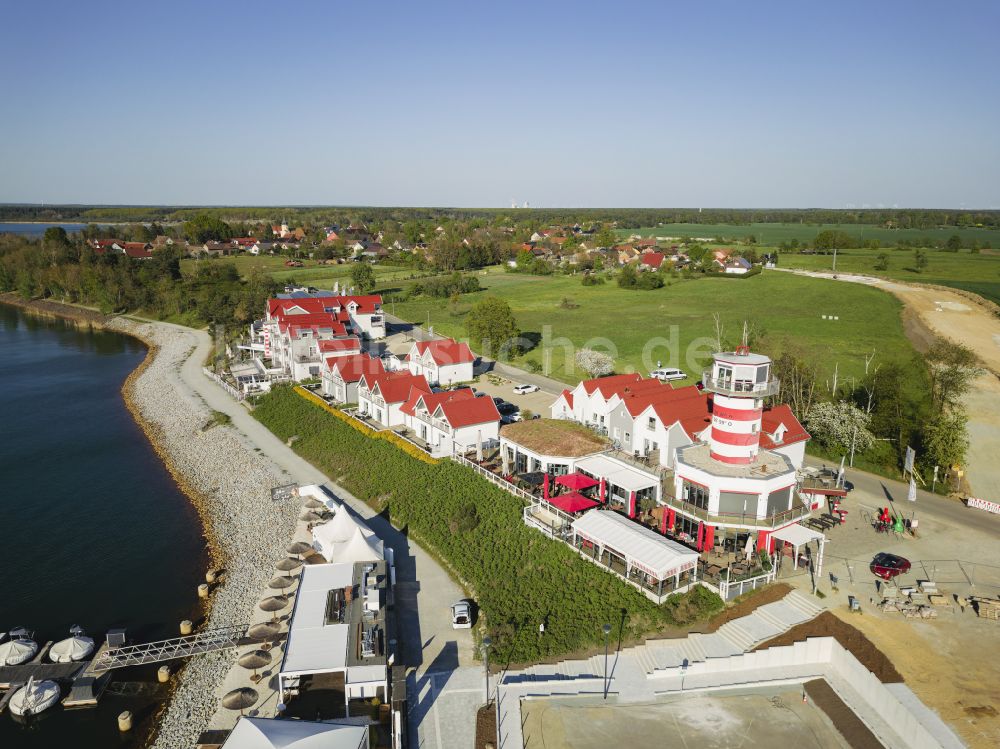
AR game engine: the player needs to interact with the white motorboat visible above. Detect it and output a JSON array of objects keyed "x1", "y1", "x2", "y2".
[
  {"x1": 0, "y1": 629, "x2": 38, "y2": 666},
  {"x1": 9, "y1": 677, "x2": 61, "y2": 717},
  {"x1": 49, "y1": 625, "x2": 95, "y2": 663}
]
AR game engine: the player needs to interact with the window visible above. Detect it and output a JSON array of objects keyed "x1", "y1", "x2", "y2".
[
  {"x1": 648, "y1": 417, "x2": 656, "y2": 429},
  {"x1": 624, "y1": 432, "x2": 631, "y2": 443},
  {"x1": 613, "y1": 427, "x2": 620, "y2": 438},
  {"x1": 755, "y1": 365, "x2": 769, "y2": 383},
  {"x1": 682, "y1": 481, "x2": 709, "y2": 510},
  {"x1": 717, "y1": 365, "x2": 732, "y2": 384}
]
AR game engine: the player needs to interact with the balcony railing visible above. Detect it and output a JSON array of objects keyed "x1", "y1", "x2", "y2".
[
  {"x1": 659, "y1": 493, "x2": 811, "y2": 529},
  {"x1": 701, "y1": 374, "x2": 780, "y2": 398}
]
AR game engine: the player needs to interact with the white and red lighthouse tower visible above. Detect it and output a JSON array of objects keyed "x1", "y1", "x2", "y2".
[{"x1": 706, "y1": 345, "x2": 777, "y2": 465}]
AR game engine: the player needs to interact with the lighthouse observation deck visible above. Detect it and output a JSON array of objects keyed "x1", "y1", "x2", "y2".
[{"x1": 701, "y1": 373, "x2": 780, "y2": 398}]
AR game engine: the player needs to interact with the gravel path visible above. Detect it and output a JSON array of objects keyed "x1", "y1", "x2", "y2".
[{"x1": 107, "y1": 318, "x2": 300, "y2": 748}]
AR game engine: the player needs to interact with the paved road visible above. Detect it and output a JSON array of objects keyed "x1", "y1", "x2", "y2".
[
  {"x1": 805, "y1": 457, "x2": 1000, "y2": 536},
  {"x1": 153, "y1": 322, "x2": 476, "y2": 684}
]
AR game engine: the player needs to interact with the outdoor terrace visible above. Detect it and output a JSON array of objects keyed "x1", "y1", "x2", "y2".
[{"x1": 500, "y1": 418, "x2": 609, "y2": 458}]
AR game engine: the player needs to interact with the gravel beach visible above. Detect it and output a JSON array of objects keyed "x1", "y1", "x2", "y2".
[{"x1": 107, "y1": 318, "x2": 301, "y2": 748}]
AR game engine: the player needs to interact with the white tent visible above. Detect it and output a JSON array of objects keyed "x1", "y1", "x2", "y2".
[
  {"x1": 772, "y1": 523, "x2": 826, "y2": 576},
  {"x1": 49, "y1": 635, "x2": 95, "y2": 663},
  {"x1": 221, "y1": 715, "x2": 368, "y2": 749},
  {"x1": 571, "y1": 510, "x2": 698, "y2": 582},
  {"x1": 312, "y1": 510, "x2": 363, "y2": 560},
  {"x1": 0, "y1": 638, "x2": 38, "y2": 666},
  {"x1": 327, "y1": 526, "x2": 383, "y2": 566}
]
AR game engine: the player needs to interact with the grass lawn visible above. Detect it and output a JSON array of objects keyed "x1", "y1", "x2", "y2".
[
  {"x1": 179, "y1": 254, "x2": 430, "y2": 285},
  {"x1": 252, "y1": 387, "x2": 724, "y2": 663},
  {"x1": 774, "y1": 247, "x2": 1000, "y2": 306},
  {"x1": 620, "y1": 222, "x2": 1000, "y2": 247},
  {"x1": 386, "y1": 268, "x2": 915, "y2": 385}
]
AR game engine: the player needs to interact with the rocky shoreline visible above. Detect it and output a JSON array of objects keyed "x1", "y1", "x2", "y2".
[{"x1": 106, "y1": 318, "x2": 302, "y2": 749}]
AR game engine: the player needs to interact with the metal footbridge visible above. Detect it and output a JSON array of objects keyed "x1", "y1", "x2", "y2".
[{"x1": 91, "y1": 624, "x2": 249, "y2": 672}]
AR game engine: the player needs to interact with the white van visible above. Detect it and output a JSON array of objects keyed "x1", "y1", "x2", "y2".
[{"x1": 650, "y1": 368, "x2": 687, "y2": 381}]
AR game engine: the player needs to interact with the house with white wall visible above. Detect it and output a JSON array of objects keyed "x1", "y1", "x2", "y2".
[
  {"x1": 321, "y1": 354, "x2": 385, "y2": 403},
  {"x1": 357, "y1": 371, "x2": 430, "y2": 428},
  {"x1": 400, "y1": 387, "x2": 501, "y2": 456},
  {"x1": 406, "y1": 338, "x2": 475, "y2": 385}
]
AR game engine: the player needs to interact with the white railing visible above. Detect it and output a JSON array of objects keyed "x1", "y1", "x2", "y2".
[
  {"x1": 452, "y1": 453, "x2": 536, "y2": 503},
  {"x1": 717, "y1": 567, "x2": 777, "y2": 601},
  {"x1": 203, "y1": 367, "x2": 245, "y2": 401}
]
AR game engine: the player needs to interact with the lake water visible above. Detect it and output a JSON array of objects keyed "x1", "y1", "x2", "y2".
[
  {"x1": 0, "y1": 223, "x2": 88, "y2": 237},
  {"x1": 0, "y1": 304, "x2": 207, "y2": 747}
]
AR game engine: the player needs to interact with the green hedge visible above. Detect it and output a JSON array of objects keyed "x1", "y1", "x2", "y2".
[{"x1": 253, "y1": 386, "x2": 723, "y2": 662}]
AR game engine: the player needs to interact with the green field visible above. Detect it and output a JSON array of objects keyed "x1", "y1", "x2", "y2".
[
  {"x1": 179, "y1": 254, "x2": 425, "y2": 285},
  {"x1": 775, "y1": 248, "x2": 1000, "y2": 305},
  {"x1": 620, "y1": 222, "x2": 999, "y2": 247},
  {"x1": 386, "y1": 268, "x2": 915, "y2": 385}
]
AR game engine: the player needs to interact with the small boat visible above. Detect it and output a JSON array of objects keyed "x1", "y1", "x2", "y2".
[
  {"x1": 49, "y1": 625, "x2": 95, "y2": 663},
  {"x1": 0, "y1": 628, "x2": 38, "y2": 666},
  {"x1": 9, "y1": 676, "x2": 61, "y2": 717}
]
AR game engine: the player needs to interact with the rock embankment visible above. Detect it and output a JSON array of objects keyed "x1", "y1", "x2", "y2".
[{"x1": 107, "y1": 318, "x2": 299, "y2": 748}]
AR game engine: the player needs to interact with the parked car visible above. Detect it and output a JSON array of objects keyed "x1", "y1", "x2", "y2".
[
  {"x1": 513, "y1": 383, "x2": 539, "y2": 394},
  {"x1": 501, "y1": 412, "x2": 522, "y2": 425},
  {"x1": 451, "y1": 600, "x2": 473, "y2": 629},
  {"x1": 870, "y1": 553, "x2": 911, "y2": 580},
  {"x1": 496, "y1": 402, "x2": 518, "y2": 416},
  {"x1": 492, "y1": 396, "x2": 506, "y2": 406},
  {"x1": 650, "y1": 368, "x2": 686, "y2": 381}
]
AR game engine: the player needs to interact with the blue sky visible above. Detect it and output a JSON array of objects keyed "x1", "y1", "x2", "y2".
[{"x1": 1, "y1": 0, "x2": 998, "y2": 207}]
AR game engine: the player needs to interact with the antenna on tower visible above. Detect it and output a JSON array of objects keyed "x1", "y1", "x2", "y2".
[{"x1": 736, "y1": 321, "x2": 750, "y2": 355}]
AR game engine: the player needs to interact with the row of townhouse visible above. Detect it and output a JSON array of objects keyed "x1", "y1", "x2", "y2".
[
  {"x1": 319, "y1": 336, "x2": 476, "y2": 403},
  {"x1": 550, "y1": 372, "x2": 807, "y2": 471},
  {"x1": 250, "y1": 290, "x2": 386, "y2": 381},
  {"x1": 355, "y1": 370, "x2": 501, "y2": 455}
]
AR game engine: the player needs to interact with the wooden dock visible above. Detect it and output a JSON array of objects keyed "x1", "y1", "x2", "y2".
[
  {"x1": 63, "y1": 643, "x2": 112, "y2": 708},
  {"x1": 0, "y1": 661, "x2": 83, "y2": 690}
]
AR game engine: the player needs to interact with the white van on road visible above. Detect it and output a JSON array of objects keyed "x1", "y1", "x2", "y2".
[{"x1": 650, "y1": 368, "x2": 687, "y2": 381}]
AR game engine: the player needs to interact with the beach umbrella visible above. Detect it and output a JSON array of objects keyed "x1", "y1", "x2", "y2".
[
  {"x1": 258, "y1": 595, "x2": 289, "y2": 622},
  {"x1": 275, "y1": 556, "x2": 302, "y2": 573},
  {"x1": 247, "y1": 622, "x2": 281, "y2": 645},
  {"x1": 286, "y1": 541, "x2": 313, "y2": 558},
  {"x1": 238, "y1": 649, "x2": 272, "y2": 683},
  {"x1": 744, "y1": 533, "x2": 755, "y2": 563},
  {"x1": 299, "y1": 511, "x2": 322, "y2": 523},
  {"x1": 303, "y1": 497, "x2": 325, "y2": 509},
  {"x1": 268, "y1": 575, "x2": 295, "y2": 591},
  {"x1": 222, "y1": 686, "x2": 259, "y2": 716}
]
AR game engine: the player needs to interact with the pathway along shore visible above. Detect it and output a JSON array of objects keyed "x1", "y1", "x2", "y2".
[{"x1": 104, "y1": 318, "x2": 302, "y2": 749}]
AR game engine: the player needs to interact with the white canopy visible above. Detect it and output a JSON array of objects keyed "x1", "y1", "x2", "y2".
[
  {"x1": 49, "y1": 635, "x2": 95, "y2": 663},
  {"x1": 572, "y1": 510, "x2": 698, "y2": 581},
  {"x1": 222, "y1": 716, "x2": 368, "y2": 749},
  {"x1": 327, "y1": 526, "x2": 383, "y2": 566},
  {"x1": 576, "y1": 454, "x2": 660, "y2": 493},
  {"x1": 772, "y1": 523, "x2": 824, "y2": 548},
  {"x1": 312, "y1": 509, "x2": 361, "y2": 558},
  {"x1": 0, "y1": 638, "x2": 38, "y2": 666}
]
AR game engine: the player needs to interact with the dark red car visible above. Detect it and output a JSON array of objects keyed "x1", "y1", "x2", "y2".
[{"x1": 870, "y1": 553, "x2": 911, "y2": 580}]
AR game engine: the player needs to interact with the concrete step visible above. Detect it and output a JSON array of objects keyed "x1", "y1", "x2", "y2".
[
  {"x1": 650, "y1": 645, "x2": 686, "y2": 670},
  {"x1": 716, "y1": 621, "x2": 755, "y2": 652},
  {"x1": 695, "y1": 632, "x2": 742, "y2": 659},
  {"x1": 634, "y1": 646, "x2": 662, "y2": 675},
  {"x1": 737, "y1": 612, "x2": 783, "y2": 642},
  {"x1": 785, "y1": 590, "x2": 824, "y2": 618},
  {"x1": 753, "y1": 605, "x2": 793, "y2": 633},
  {"x1": 758, "y1": 600, "x2": 811, "y2": 629},
  {"x1": 679, "y1": 636, "x2": 706, "y2": 664}
]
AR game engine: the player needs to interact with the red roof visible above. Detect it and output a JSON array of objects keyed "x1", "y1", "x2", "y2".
[
  {"x1": 124, "y1": 246, "x2": 153, "y2": 258},
  {"x1": 556, "y1": 389, "x2": 574, "y2": 409},
  {"x1": 438, "y1": 393, "x2": 501, "y2": 428},
  {"x1": 581, "y1": 373, "x2": 643, "y2": 397},
  {"x1": 548, "y1": 491, "x2": 600, "y2": 514},
  {"x1": 267, "y1": 294, "x2": 383, "y2": 320},
  {"x1": 231, "y1": 237, "x2": 257, "y2": 246},
  {"x1": 640, "y1": 252, "x2": 665, "y2": 269},
  {"x1": 760, "y1": 404, "x2": 810, "y2": 448},
  {"x1": 361, "y1": 371, "x2": 429, "y2": 404},
  {"x1": 319, "y1": 337, "x2": 361, "y2": 353},
  {"x1": 326, "y1": 354, "x2": 384, "y2": 383},
  {"x1": 401, "y1": 387, "x2": 476, "y2": 418},
  {"x1": 409, "y1": 338, "x2": 475, "y2": 366}
]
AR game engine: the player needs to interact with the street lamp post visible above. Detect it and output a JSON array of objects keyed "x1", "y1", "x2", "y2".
[
  {"x1": 482, "y1": 636, "x2": 492, "y2": 705},
  {"x1": 602, "y1": 623, "x2": 612, "y2": 699}
]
